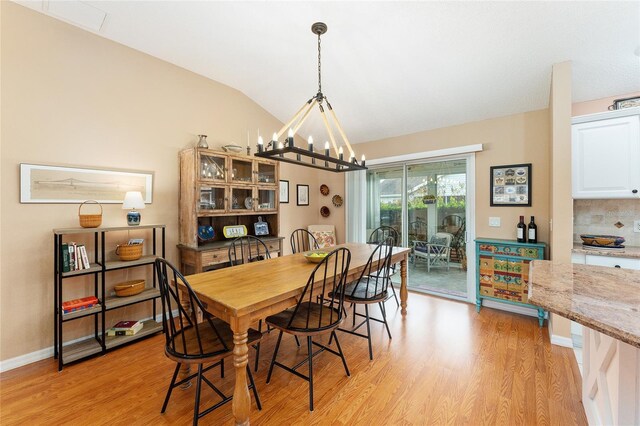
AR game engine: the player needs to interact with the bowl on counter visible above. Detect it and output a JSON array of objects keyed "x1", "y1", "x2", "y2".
[
  {"x1": 579, "y1": 234, "x2": 625, "y2": 247},
  {"x1": 303, "y1": 250, "x2": 329, "y2": 264}
]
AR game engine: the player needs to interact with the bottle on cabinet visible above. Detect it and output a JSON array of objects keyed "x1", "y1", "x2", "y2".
[
  {"x1": 517, "y1": 216, "x2": 526, "y2": 243},
  {"x1": 527, "y1": 216, "x2": 537, "y2": 244}
]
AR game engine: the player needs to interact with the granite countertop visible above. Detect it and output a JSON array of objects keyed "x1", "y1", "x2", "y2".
[
  {"x1": 528, "y1": 260, "x2": 640, "y2": 348},
  {"x1": 572, "y1": 243, "x2": 640, "y2": 259}
]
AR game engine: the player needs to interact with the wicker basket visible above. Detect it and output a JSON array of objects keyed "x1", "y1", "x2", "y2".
[
  {"x1": 115, "y1": 243, "x2": 143, "y2": 261},
  {"x1": 114, "y1": 279, "x2": 145, "y2": 297},
  {"x1": 78, "y1": 200, "x2": 103, "y2": 228}
]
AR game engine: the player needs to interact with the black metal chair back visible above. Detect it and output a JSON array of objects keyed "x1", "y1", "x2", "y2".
[
  {"x1": 228, "y1": 235, "x2": 271, "y2": 266},
  {"x1": 348, "y1": 237, "x2": 394, "y2": 300},
  {"x1": 155, "y1": 258, "x2": 228, "y2": 359},
  {"x1": 286, "y1": 247, "x2": 351, "y2": 332},
  {"x1": 290, "y1": 228, "x2": 320, "y2": 253},
  {"x1": 367, "y1": 226, "x2": 398, "y2": 246}
]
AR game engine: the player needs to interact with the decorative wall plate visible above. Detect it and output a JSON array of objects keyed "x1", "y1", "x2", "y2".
[
  {"x1": 332, "y1": 194, "x2": 343, "y2": 207},
  {"x1": 244, "y1": 196, "x2": 254, "y2": 209},
  {"x1": 320, "y1": 206, "x2": 330, "y2": 217},
  {"x1": 320, "y1": 184, "x2": 330, "y2": 196},
  {"x1": 197, "y1": 225, "x2": 215, "y2": 241}
]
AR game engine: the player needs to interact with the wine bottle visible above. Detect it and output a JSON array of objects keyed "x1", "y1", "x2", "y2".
[
  {"x1": 517, "y1": 216, "x2": 526, "y2": 243},
  {"x1": 528, "y1": 216, "x2": 537, "y2": 244}
]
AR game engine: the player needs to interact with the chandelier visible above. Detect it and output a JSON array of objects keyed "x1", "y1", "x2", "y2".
[{"x1": 254, "y1": 22, "x2": 367, "y2": 172}]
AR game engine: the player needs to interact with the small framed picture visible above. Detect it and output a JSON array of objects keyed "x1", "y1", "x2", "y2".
[
  {"x1": 490, "y1": 163, "x2": 532, "y2": 206},
  {"x1": 279, "y1": 180, "x2": 289, "y2": 204},
  {"x1": 297, "y1": 184, "x2": 309, "y2": 206}
]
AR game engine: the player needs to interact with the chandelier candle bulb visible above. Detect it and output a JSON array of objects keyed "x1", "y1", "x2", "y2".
[
  {"x1": 287, "y1": 129, "x2": 294, "y2": 148},
  {"x1": 278, "y1": 141, "x2": 284, "y2": 157},
  {"x1": 324, "y1": 141, "x2": 330, "y2": 156},
  {"x1": 338, "y1": 146, "x2": 344, "y2": 161},
  {"x1": 271, "y1": 132, "x2": 278, "y2": 150},
  {"x1": 361, "y1": 154, "x2": 366, "y2": 167},
  {"x1": 257, "y1": 136, "x2": 264, "y2": 153}
]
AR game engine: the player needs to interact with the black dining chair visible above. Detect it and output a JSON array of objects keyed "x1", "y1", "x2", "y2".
[
  {"x1": 155, "y1": 258, "x2": 262, "y2": 425},
  {"x1": 290, "y1": 228, "x2": 320, "y2": 254},
  {"x1": 228, "y1": 235, "x2": 271, "y2": 266},
  {"x1": 227, "y1": 235, "x2": 272, "y2": 372},
  {"x1": 333, "y1": 238, "x2": 394, "y2": 360},
  {"x1": 265, "y1": 247, "x2": 351, "y2": 412},
  {"x1": 367, "y1": 226, "x2": 399, "y2": 307}
]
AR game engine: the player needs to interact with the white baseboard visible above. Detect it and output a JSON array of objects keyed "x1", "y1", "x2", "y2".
[
  {"x1": 0, "y1": 310, "x2": 174, "y2": 373},
  {"x1": 481, "y1": 299, "x2": 545, "y2": 319},
  {"x1": 550, "y1": 334, "x2": 574, "y2": 348}
]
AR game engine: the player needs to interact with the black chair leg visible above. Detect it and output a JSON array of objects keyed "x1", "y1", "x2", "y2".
[
  {"x1": 266, "y1": 330, "x2": 284, "y2": 384},
  {"x1": 161, "y1": 362, "x2": 181, "y2": 413},
  {"x1": 294, "y1": 335, "x2": 301, "y2": 347},
  {"x1": 332, "y1": 331, "x2": 350, "y2": 376},
  {"x1": 193, "y1": 364, "x2": 204, "y2": 426},
  {"x1": 220, "y1": 358, "x2": 224, "y2": 378},
  {"x1": 352, "y1": 303, "x2": 357, "y2": 327},
  {"x1": 365, "y1": 304, "x2": 373, "y2": 360},
  {"x1": 254, "y1": 320, "x2": 263, "y2": 372},
  {"x1": 379, "y1": 302, "x2": 392, "y2": 339},
  {"x1": 389, "y1": 281, "x2": 400, "y2": 307},
  {"x1": 307, "y1": 336, "x2": 314, "y2": 412},
  {"x1": 246, "y1": 365, "x2": 262, "y2": 410}
]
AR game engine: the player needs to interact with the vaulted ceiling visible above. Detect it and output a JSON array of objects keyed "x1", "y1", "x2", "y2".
[{"x1": 15, "y1": 1, "x2": 640, "y2": 143}]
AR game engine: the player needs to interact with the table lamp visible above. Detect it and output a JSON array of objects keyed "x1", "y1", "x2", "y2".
[{"x1": 122, "y1": 191, "x2": 145, "y2": 226}]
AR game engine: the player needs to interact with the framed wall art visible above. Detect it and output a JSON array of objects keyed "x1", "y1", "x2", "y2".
[
  {"x1": 490, "y1": 163, "x2": 531, "y2": 207},
  {"x1": 20, "y1": 163, "x2": 153, "y2": 204},
  {"x1": 279, "y1": 180, "x2": 289, "y2": 203},
  {"x1": 297, "y1": 184, "x2": 309, "y2": 206}
]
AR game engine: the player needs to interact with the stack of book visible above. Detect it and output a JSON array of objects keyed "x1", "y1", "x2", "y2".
[
  {"x1": 106, "y1": 320, "x2": 143, "y2": 337},
  {"x1": 62, "y1": 296, "x2": 99, "y2": 314},
  {"x1": 60, "y1": 242, "x2": 91, "y2": 272}
]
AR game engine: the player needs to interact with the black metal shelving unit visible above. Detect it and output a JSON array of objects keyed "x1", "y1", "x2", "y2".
[{"x1": 53, "y1": 224, "x2": 165, "y2": 370}]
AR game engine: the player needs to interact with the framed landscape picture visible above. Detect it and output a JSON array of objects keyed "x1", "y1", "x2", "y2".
[
  {"x1": 20, "y1": 163, "x2": 153, "y2": 204},
  {"x1": 490, "y1": 163, "x2": 531, "y2": 206}
]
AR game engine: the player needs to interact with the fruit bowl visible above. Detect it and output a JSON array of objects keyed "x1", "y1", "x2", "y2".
[
  {"x1": 304, "y1": 250, "x2": 329, "y2": 263},
  {"x1": 580, "y1": 234, "x2": 625, "y2": 247}
]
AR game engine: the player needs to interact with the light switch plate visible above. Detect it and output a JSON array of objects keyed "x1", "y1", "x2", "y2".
[
  {"x1": 489, "y1": 217, "x2": 501, "y2": 227},
  {"x1": 634, "y1": 220, "x2": 640, "y2": 233}
]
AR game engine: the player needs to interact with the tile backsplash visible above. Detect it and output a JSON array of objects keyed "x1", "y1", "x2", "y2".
[{"x1": 574, "y1": 199, "x2": 640, "y2": 246}]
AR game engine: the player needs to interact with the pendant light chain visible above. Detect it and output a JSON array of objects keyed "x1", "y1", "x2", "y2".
[{"x1": 317, "y1": 32, "x2": 322, "y2": 96}]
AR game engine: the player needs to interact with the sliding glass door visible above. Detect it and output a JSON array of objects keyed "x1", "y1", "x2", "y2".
[{"x1": 366, "y1": 158, "x2": 470, "y2": 299}]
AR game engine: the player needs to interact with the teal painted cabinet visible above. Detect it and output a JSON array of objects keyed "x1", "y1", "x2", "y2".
[{"x1": 475, "y1": 238, "x2": 547, "y2": 326}]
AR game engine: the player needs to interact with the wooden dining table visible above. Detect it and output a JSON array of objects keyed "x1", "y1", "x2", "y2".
[{"x1": 184, "y1": 242, "x2": 411, "y2": 425}]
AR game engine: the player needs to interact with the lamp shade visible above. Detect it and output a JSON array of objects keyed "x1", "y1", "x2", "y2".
[{"x1": 122, "y1": 191, "x2": 145, "y2": 210}]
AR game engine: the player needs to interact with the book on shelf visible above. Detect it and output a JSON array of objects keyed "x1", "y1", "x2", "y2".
[
  {"x1": 68, "y1": 243, "x2": 76, "y2": 271},
  {"x1": 78, "y1": 245, "x2": 91, "y2": 269},
  {"x1": 60, "y1": 243, "x2": 70, "y2": 273},
  {"x1": 106, "y1": 328, "x2": 141, "y2": 336},
  {"x1": 112, "y1": 320, "x2": 143, "y2": 333},
  {"x1": 62, "y1": 296, "x2": 99, "y2": 314}
]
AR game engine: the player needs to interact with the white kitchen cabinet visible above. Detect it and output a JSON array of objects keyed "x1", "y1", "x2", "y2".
[{"x1": 572, "y1": 107, "x2": 640, "y2": 199}]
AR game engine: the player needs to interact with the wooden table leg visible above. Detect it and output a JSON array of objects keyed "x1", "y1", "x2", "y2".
[
  {"x1": 400, "y1": 254, "x2": 408, "y2": 315},
  {"x1": 231, "y1": 317, "x2": 251, "y2": 426}
]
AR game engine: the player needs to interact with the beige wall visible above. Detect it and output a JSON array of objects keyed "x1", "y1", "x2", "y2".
[
  {"x1": 358, "y1": 110, "x2": 551, "y2": 244},
  {"x1": 572, "y1": 91, "x2": 640, "y2": 116},
  {"x1": 0, "y1": 2, "x2": 341, "y2": 362},
  {"x1": 548, "y1": 61, "x2": 573, "y2": 339}
]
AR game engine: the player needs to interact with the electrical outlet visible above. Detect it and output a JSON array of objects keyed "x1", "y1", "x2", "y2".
[
  {"x1": 634, "y1": 220, "x2": 640, "y2": 233},
  {"x1": 489, "y1": 217, "x2": 501, "y2": 227}
]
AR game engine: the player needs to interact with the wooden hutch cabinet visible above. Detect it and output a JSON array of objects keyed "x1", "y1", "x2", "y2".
[{"x1": 178, "y1": 148, "x2": 283, "y2": 274}]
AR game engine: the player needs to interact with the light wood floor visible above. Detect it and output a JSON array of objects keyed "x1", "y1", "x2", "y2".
[{"x1": 0, "y1": 292, "x2": 587, "y2": 425}]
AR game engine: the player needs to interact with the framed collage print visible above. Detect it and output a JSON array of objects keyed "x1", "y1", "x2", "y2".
[{"x1": 490, "y1": 163, "x2": 532, "y2": 206}]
